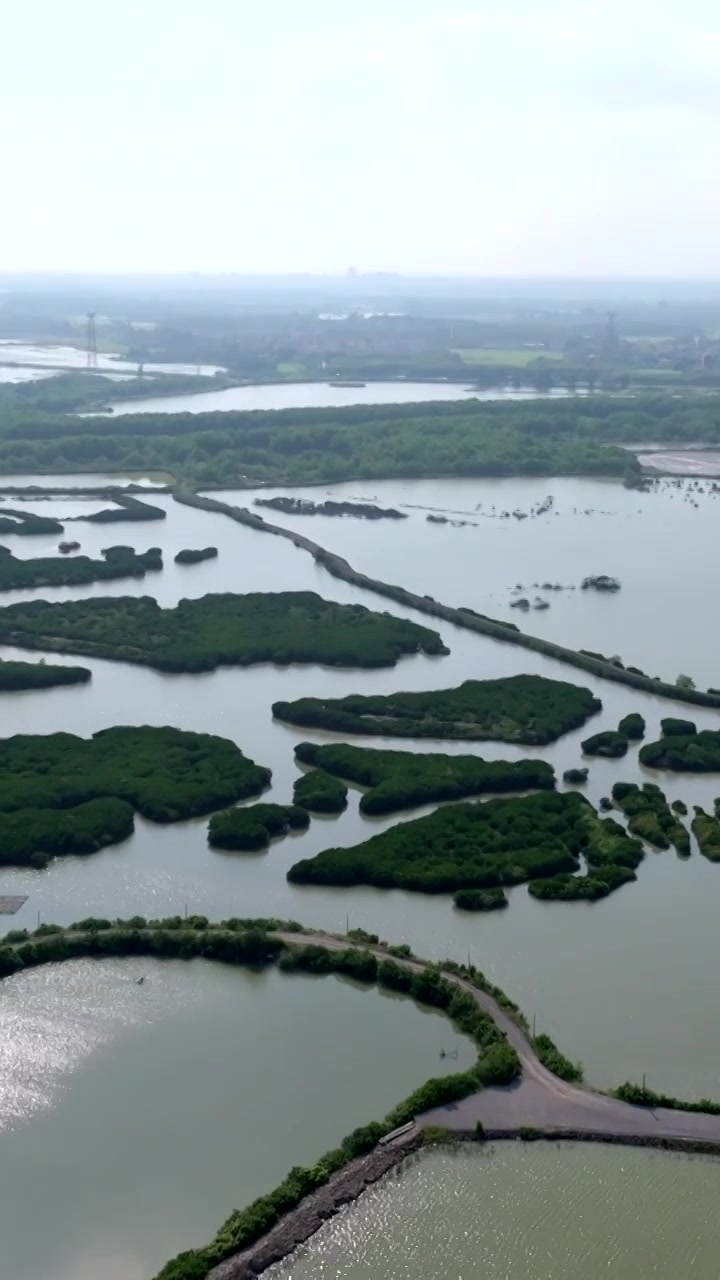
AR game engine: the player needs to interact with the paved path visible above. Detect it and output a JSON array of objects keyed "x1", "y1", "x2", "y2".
[{"x1": 278, "y1": 931, "x2": 720, "y2": 1148}]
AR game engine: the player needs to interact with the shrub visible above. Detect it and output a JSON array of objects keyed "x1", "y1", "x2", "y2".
[{"x1": 208, "y1": 803, "x2": 309, "y2": 851}]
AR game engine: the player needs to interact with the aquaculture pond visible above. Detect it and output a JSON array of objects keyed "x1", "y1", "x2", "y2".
[
  {"x1": 268, "y1": 1144, "x2": 720, "y2": 1280},
  {"x1": 0, "y1": 957, "x2": 472, "y2": 1280}
]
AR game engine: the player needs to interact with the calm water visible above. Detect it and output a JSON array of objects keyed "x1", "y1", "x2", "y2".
[
  {"x1": 1, "y1": 481, "x2": 720, "y2": 1097},
  {"x1": 0, "y1": 958, "x2": 472, "y2": 1280},
  {"x1": 101, "y1": 381, "x2": 581, "y2": 416},
  {"x1": 270, "y1": 1145, "x2": 720, "y2": 1279}
]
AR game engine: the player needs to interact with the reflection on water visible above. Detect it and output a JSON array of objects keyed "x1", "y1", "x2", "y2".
[
  {"x1": 0, "y1": 959, "x2": 471, "y2": 1280},
  {"x1": 269, "y1": 1145, "x2": 720, "y2": 1280}
]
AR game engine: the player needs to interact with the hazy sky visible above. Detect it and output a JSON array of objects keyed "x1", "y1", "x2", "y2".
[{"x1": 4, "y1": 0, "x2": 719, "y2": 275}]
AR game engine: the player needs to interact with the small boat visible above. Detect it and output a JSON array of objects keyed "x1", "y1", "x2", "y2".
[
  {"x1": 58, "y1": 540, "x2": 80, "y2": 554},
  {"x1": 328, "y1": 380, "x2": 367, "y2": 388}
]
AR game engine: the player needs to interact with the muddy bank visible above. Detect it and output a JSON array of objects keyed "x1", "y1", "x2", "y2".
[{"x1": 208, "y1": 1126, "x2": 422, "y2": 1280}]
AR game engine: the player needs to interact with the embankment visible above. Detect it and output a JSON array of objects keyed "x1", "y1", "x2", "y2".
[
  {"x1": 174, "y1": 488, "x2": 720, "y2": 711},
  {"x1": 208, "y1": 1126, "x2": 422, "y2": 1280}
]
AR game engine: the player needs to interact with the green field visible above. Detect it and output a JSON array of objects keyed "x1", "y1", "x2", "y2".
[{"x1": 454, "y1": 347, "x2": 563, "y2": 366}]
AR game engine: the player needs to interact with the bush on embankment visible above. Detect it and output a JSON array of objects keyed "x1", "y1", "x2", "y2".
[
  {"x1": 614, "y1": 1082, "x2": 720, "y2": 1115},
  {"x1": 533, "y1": 1033, "x2": 583, "y2": 1082}
]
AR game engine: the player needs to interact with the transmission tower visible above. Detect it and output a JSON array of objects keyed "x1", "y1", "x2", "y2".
[{"x1": 86, "y1": 312, "x2": 98, "y2": 369}]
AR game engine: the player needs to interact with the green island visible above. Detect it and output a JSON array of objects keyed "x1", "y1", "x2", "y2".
[
  {"x1": 0, "y1": 657, "x2": 91, "y2": 691},
  {"x1": 611, "y1": 781, "x2": 690, "y2": 854},
  {"x1": 618, "y1": 712, "x2": 646, "y2": 740},
  {"x1": 293, "y1": 741, "x2": 555, "y2": 815},
  {"x1": 0, "y1": 543, "x2": 162, "y2": 590},
  {"x1": 208, "y1": 802, "x2": 309, "y2": 851},
  {"x1": 582, "y1": 711, "x2": 647, "y2": 758},
  {"x1": 293, "y1": 769, "x2": 348, "y2": 814},
  {"x1": 691, "y1": 805, "x2": 720, "y2": 860},
  {"x1": 0, "y1": 506, "x2": 63, "y2": 535},
  {"x1": 273, "y1": 675, "x2": 601, "y2": 744},
  {"x1": 0, "y1": 591, "x2": 446, "y2": 673},
  {"x1": 640, "y1": 726, "x2": 720, "y2": 771},
  {"x1": 453, "y1": 887, "x2": 508, "y2": 912},
  {"x1": 174, "y1": 546, "x2": 218, "y2": 564},
  {"x1": 288, "y1": 790, "x2": 643, "y2": 900},
  {"x1": 0, "y1": 726, "x2": 270, "y2": 866}
]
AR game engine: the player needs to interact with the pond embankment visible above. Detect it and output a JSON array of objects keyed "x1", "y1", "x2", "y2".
[{"x1": 207, "y1": 1125, "x2": 422, "y2": 1280}]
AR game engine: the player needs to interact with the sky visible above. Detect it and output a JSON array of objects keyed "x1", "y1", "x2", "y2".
[{"x1": 3, "y1": 0, "x2": 720, "y2": 276}]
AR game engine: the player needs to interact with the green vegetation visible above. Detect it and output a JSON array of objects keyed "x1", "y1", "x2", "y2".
[
  {"x1": 581, "y1": 729, "x2": 628, "y2": 758},
  {"x1": 661, "y1": 717, "x2": 697, "y2": 737},
  {"x1": 208, "y1": 803, "x2": 308, "y2": 851},
  {"x1": 640, "y1": 729, "x2": 720, "y2": 772},
  {"x1": 611, "y1": 781, "x2": 690, "y2": 854},
  {"x1": 288, "y1": 790, "x2": 642, "y2": 901},
  {"x1": 8, "y1": 385, "x2": 720, "y2": 485},
  {"x1": 614, "y1": 1081, "x2": 720, "y2": 1116},
  {"x1": 0, "y1": 726, "x2": 270, "y2": 866},
  {"x1": 618, "y1": 712, "x2": 646, "y2": 740},
  {"x1": 0, "y1": 591, "x2": 445, "y2": 673},
  {"x1": 0, "y1": 657, "x2": 90, "y2": 691},
  {"x1": 174, "y1": 547, "x2": 218, "y2": 564},
  {"x1": 527, "y1": 808, "x2": 644, "y2": 901},
  {"x1": 453, "y1": 888, "x2": 508, "y2": 911},
  {"x1": 0, "y1": 797, "x2": 134, "y2": 868},
  {"x1": 273, "y1": 675, "x2": 601, "y2": 745},
  {"x1": 293, "y1": 741, "x2": 554, "y2": 816},
  {"x1": 691, "y1": 809, "x2": 720, "y2": 861},
  {"x1": 0, "y1": 506, "x2": 63, "y2": 535},
  {"x1": 0, "y1": 397, "x2": 648, "y2": 486},
  {"x1": 293, "y1": 769, "x2": 348, "y2": 814},
  {"x1": 532, "y1": 1033, "x2": 583, "y2": 1082},
  {"x1": 0, "y1": 543, "x2": 162, "y2": 590}
]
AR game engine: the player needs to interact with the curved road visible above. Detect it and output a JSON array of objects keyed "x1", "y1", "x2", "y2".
[{"x1": 279, "y1": 931, "x2": 720, "y2": 1148}]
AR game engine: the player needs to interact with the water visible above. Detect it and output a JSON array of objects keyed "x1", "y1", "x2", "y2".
[
  {"x1": 3, "y1": 473, "x2": 720, "y2": 1276},
  {"x1": 0, "y1": 366, "x2": 57, "y2": 383},
  {"x1": 270, "y1": 1145, "x2": 720, "y2": 1279},
  {"x1": 1, "y1": 483, "x2": 720, "y2": 1097},
  {"x1": 0, "y1": 341, "x2": 222, "y2": 377},
  {"x1": 0, "y1": 958, "x2": 472, "y2": 1280},
  {"x1": 230, "y1": 474, "x2": 720, "y2": 689},
  {"x1": 101, "y1": 381, "x2": 581, "y2": 416}
]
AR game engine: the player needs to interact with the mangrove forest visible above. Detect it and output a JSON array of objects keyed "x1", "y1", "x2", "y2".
[
  {"x1": 0, "y1": 591, "x2": 446, "y2": 672},
  {"x1": 273, "y1": 674, "x2": 601, "y2": 745},
  {"x1": 293, "y1": 741, "x2": 555, "y2": 815}
]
